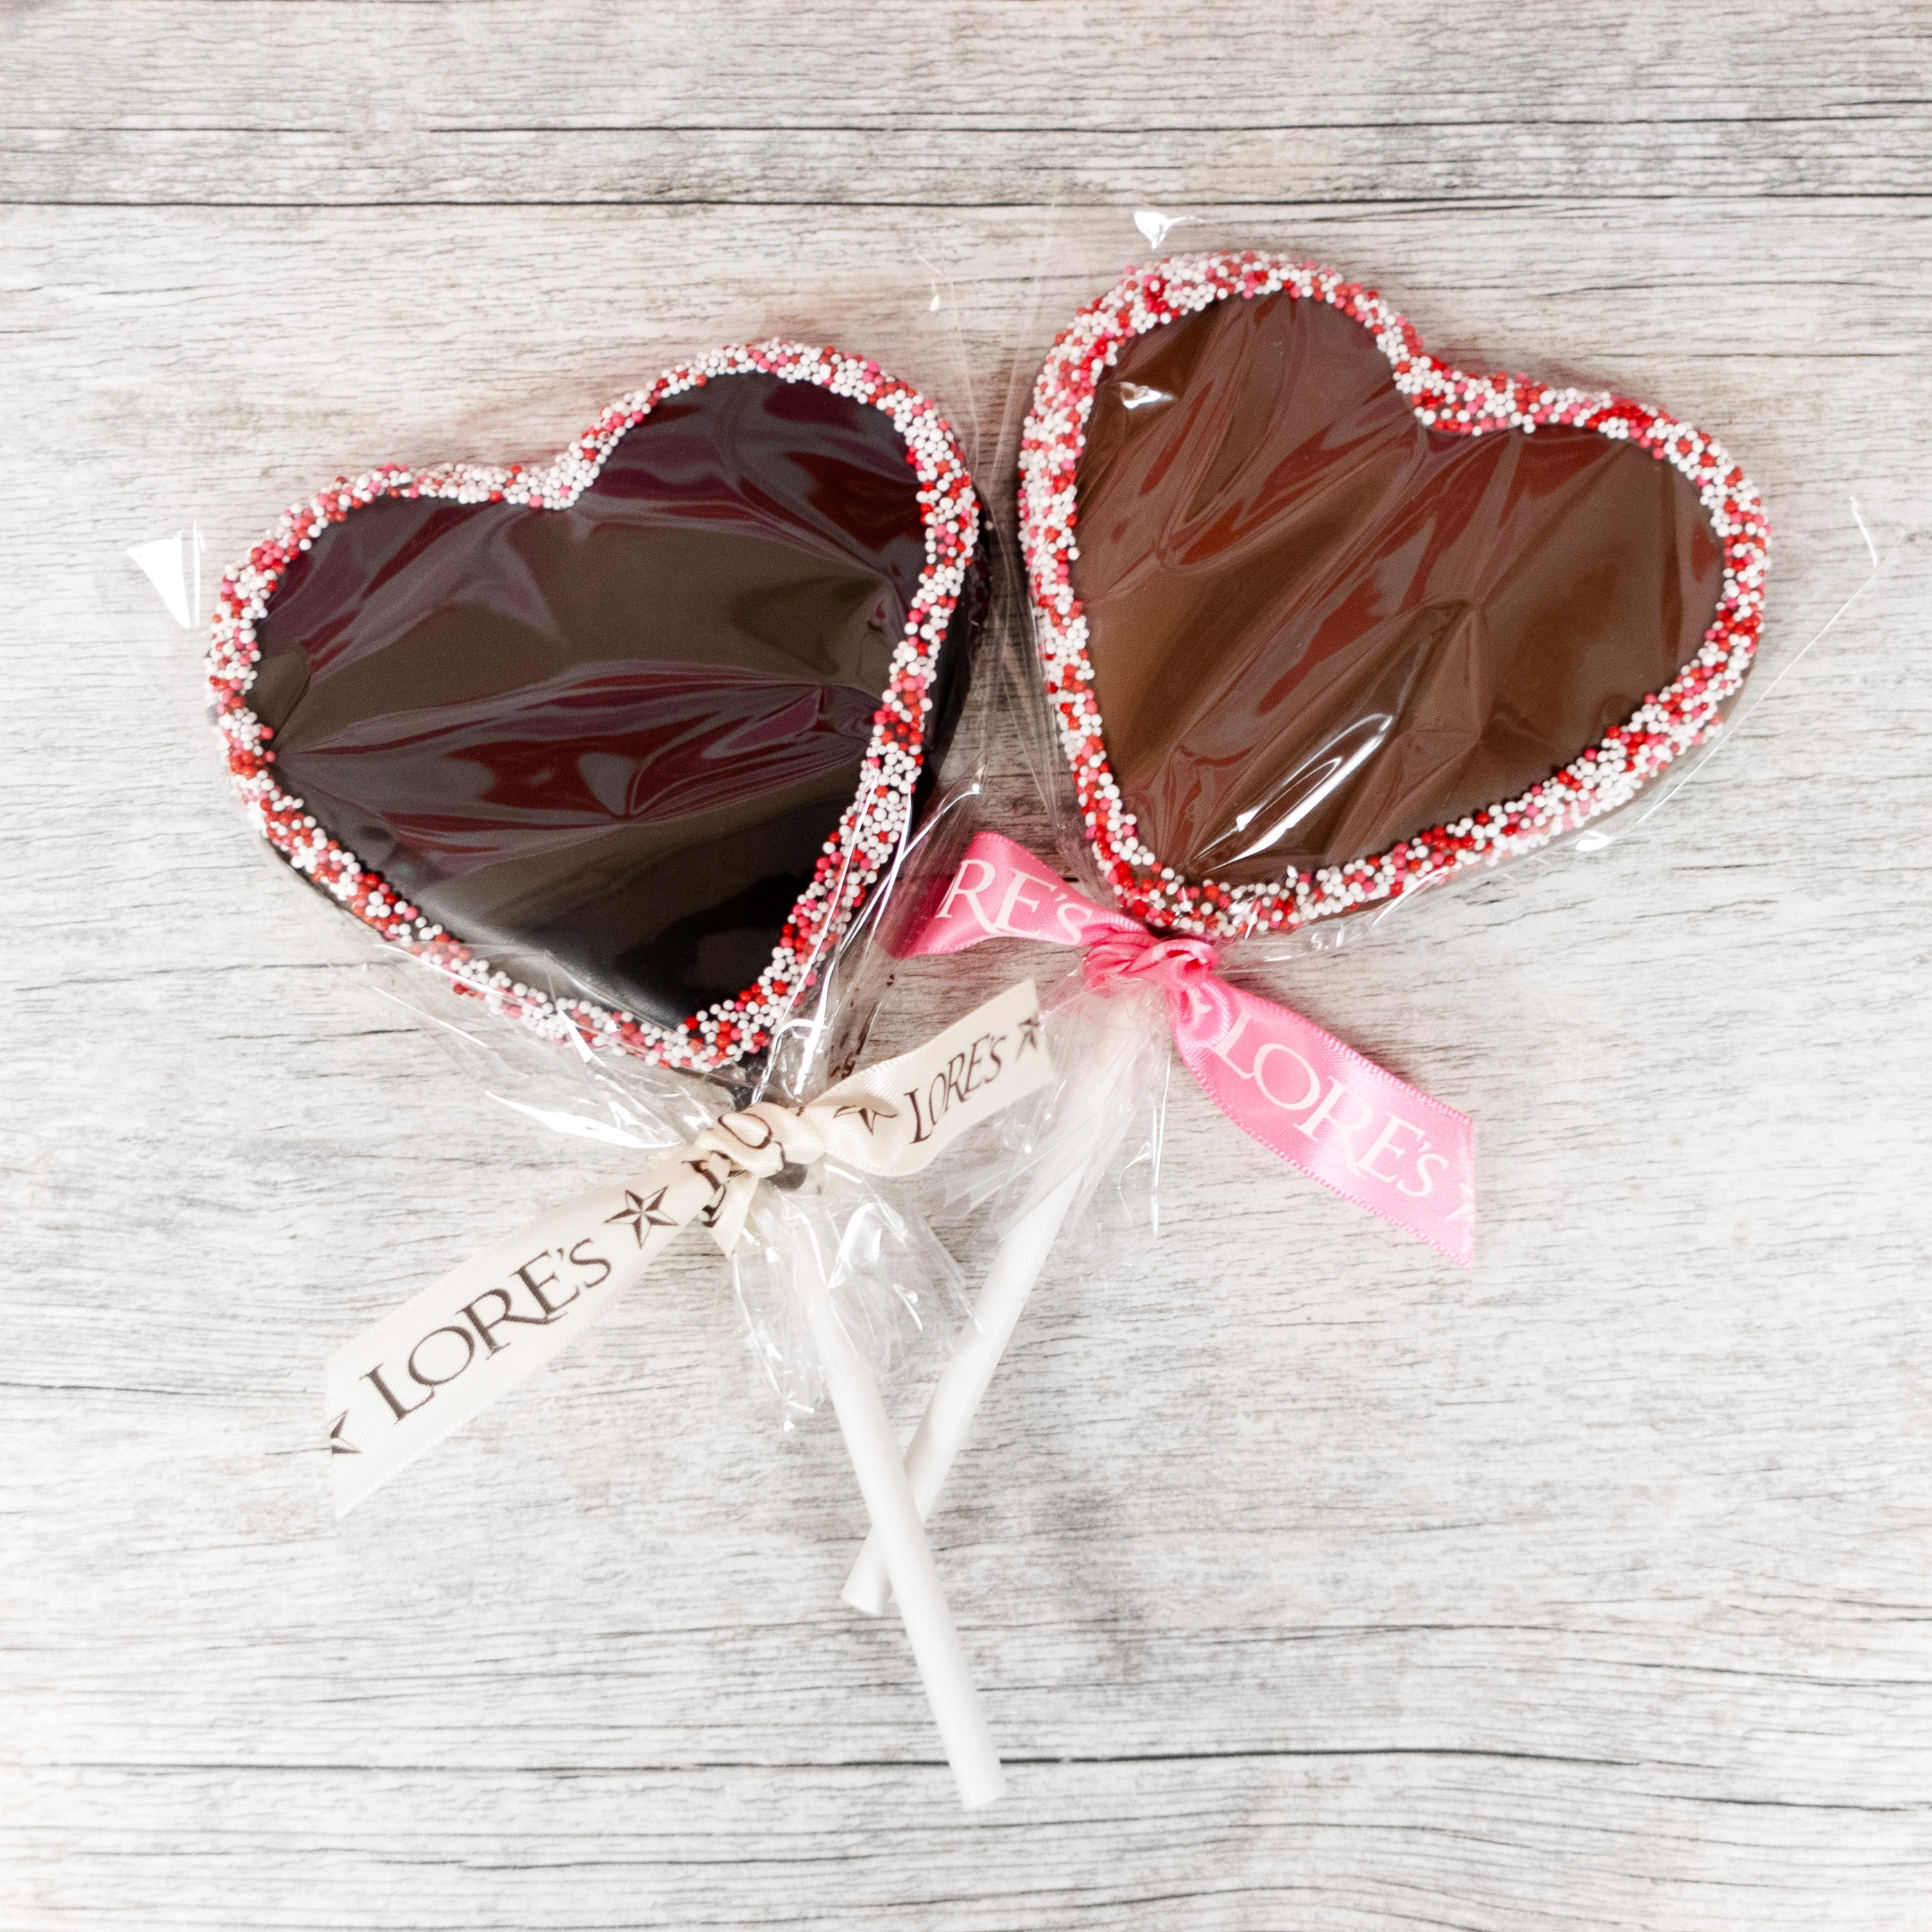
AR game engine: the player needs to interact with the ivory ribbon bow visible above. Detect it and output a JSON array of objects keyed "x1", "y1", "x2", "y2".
[
  {"x1": 908, "y1": 834, "x2": 1476, "y2": 1266},
  {"x1": 327, "y1": 978, "x2": 1053, "y2": 1512}
]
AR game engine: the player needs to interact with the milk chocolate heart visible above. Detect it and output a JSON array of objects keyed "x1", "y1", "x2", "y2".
[
  {"x1": 1019, "y1": 255, "x2": 1768, "y2": 937},
  {"x1": 209, "y1": 345, "x2": 986, "y2": 1070}
]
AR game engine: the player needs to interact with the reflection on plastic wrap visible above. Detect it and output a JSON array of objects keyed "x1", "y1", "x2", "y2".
[
  {"x1": 246, "y1": 370, "x2": 985, "y2": 1030},
  {"x1": 944, "y1": 966, "x2": 1173, "y2": 1252},
  {"x1": 365, "y1": 947, "x2": 736, "y2": 1142},
  {"x1": 733, "y1": 1171, "x2": 968, "y2": 1424},
  {"x1": 365, "y1": 944, "x2": 969, "y2": 1416},
  {"x1": 1074, "y1": 287, "x2": 1726, "y2": 886},
  {"x1": 129, "y1": 527, "x2": 206, "y2": 630}
]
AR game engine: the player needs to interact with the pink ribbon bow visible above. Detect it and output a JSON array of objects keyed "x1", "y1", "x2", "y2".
[{"x1": 908, "y1": 833, "x2": 1475, "y2": 1266}]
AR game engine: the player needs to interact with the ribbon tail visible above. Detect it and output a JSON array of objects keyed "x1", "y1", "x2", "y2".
[
  {"x1": 325, "y1": 1171, "x2": 700, "y2": 1515},
  {"x1": 707, "y1": 1169, "x2": 761, "y2": 1257},
  {"x1": 1172, "y1": 985, "x2": 1476, "y2": 1269}
]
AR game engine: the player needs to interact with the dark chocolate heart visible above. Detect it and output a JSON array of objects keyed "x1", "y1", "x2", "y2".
[
  {"x1": 209, "y1": 345, "x2": 987, "y2": 1069},
  {"x1": 1020, "y1": 256, "x2": 1768, "y2": 938}
]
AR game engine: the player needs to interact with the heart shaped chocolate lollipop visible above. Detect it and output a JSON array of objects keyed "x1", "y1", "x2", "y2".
[
  {"x1": 209, "y1": 345, "x2": 987, "y2": 1069},
  {"x1": 1020, "y1": 255, "x2": 1768, "y2": 936}
]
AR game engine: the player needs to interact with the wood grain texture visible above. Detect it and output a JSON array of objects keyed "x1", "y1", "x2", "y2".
[
  {"x1": 5, "y1": 0, "x2": 1930, "y2": 205},
  {"x1": 4, "y1": 3, "x2": 1931, "y2": 1927}
]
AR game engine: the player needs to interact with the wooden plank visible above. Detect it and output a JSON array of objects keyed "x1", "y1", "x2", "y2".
[
  {"x1": 4, "y1": 14, "x2": 1932, "y2": 1928},
  {"x1": 5, "y1": 0, "x2": 1929, "y2": 205},
  {"x1": 7, "y1": 0, "x2": 1927, "y2": 129},
  {"x1": 10, "y1": 119, "x2": 1931, "y2": 207},
  {"x1": 8, "y1": 1755, "x2": 1930, "y2": 1929}
]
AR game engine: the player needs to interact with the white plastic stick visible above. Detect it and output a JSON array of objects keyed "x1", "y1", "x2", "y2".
[
  {"x1": 795, "y1": 1221, "x2": 1007, "y2": 1808},
  {"x1": 840, "y1": 1166, "x2": 1082, "y2": 1616},
  {"x1": 842, "y1": 994, "x2": 1147, "y2": 1618}
]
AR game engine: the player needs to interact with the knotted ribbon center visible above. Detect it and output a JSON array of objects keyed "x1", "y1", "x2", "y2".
[
  {"x1": 1082, "y1": 928, "x2": 1238, "y2": 1040},
  {"x1": 906, "y1": 831, "x2": 1476, "y2": 1269},
  {"x1": 326, "y1": 978, "x2": 1058, "y2": 1513}
]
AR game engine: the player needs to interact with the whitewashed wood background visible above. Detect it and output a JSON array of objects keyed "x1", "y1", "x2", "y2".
[{"x1": 6, "y1": 4, "x2": 1931, "y2": 1926}]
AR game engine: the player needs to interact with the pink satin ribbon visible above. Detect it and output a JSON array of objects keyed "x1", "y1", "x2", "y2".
[{"x1": 909, "y1": 832, "x2": 1475, "y2": 1267}]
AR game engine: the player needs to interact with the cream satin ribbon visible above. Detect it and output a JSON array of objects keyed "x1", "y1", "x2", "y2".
[{"x1": 326, "y1": 976, "x2": 1052, "y2": 1514}]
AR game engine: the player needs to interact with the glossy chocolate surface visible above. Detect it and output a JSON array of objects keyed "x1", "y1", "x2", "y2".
[
  {"x1": 1073, "y1": 293, "x2": 1725, "y2": 884},
  {"x1": 252, "y1": 374, "x2": 981, "y2": 1026}
]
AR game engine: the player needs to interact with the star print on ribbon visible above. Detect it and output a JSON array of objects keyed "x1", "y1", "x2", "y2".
[
  {"x1": 605, "y1": 1185, "x2": 678, "y2": 1245},
  {"x1": 325, "y1": 978, "x2": 1054, "y2": 1514},
  {"x1": 908, "y1": 834, "x2": 1476, "y2": 1267}
]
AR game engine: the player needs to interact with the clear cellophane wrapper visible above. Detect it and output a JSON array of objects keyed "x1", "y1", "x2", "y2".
[
  {"x1": 970, "y1": 202, "x2": 1897, "y2": 1244},
  {"x1": 137, "y1": 234, "x2": 1037, "y2": 1421}
]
